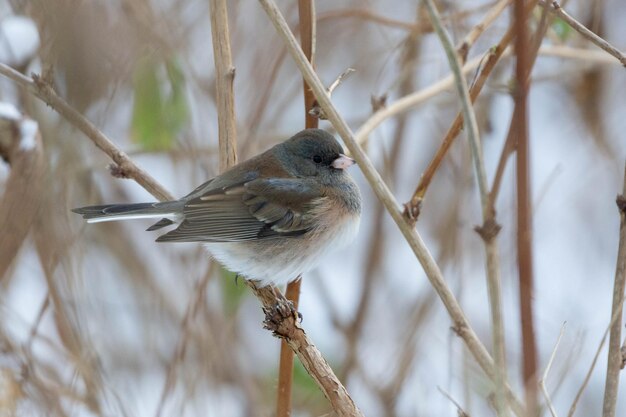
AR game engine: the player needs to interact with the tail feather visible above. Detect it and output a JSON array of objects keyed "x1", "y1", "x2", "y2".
[{"x1": 72, "y1": 202, "x2": 182, "y2": 224}]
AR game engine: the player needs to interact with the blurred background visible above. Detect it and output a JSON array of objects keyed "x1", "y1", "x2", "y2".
[{"x1": 1, "y1": 0, "x2": 625, "y2": 416}]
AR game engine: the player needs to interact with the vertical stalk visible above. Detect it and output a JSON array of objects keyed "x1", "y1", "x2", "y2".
[
  {"x1": 513, "y1": 0, "x2": 538, "y2": 413},
  {"x1": 602, "y1": 163, "x2": 626, "y2": 417},
  {"x1": 422, "y1": 0, "x2": 509, "y2": 415},
  {"x1": 209, "y1": 0, "x2": 237, "y2": 171},
  {"x1": 277, "y1": 1, "x2": 316, "y2": 416}
]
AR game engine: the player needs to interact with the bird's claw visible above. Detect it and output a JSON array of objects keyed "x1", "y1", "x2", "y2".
[{"x1": 263, "y1": 298, "x2": 301, "y2": 338}]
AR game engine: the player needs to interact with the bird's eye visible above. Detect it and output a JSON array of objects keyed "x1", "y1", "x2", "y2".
[{"x1": 313, "y1": 155, "x2": 322, "y2": 164}]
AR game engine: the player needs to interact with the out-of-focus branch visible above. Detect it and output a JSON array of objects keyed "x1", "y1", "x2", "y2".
[
  {"x1": 513, "y1": 0, "x2": 538, "y2": 413},
  {"x1": 247, "y1": 282, "x2": 364, "y2": 417},
  {"x1": 569, "y1": 295, "x2": 626, "y2": 417},
  {"x1": 602, "y1": 163, "x2": 626, "y2": 417},
  {"x1": 422, "y1": 1, "x2": 508, "y2": 416},
  {"x1": 405, "y1": 0, "x2": 538, "y2": 221},
  {"x1": 0, "y1": 106, "x2": 44, "y2": 280},
  {"x1": 256, "y1": 1, "x2": 524, "y2": 415},
  {"x1": 277, "y1": 1, "x2": 318, "y2": 415},
  {"x1": 540, "y1": 323, "x2": 566, "y2": 417},
  {"x1": 457, "y1": 0, "x2": 511, "y2": 63},
  {"x1": 317, "y1": 2, "x2": 501, "y2": 34},
  {"x1": 209, "y1": 2, "x2": 361, "y2": 415},
  {"x1": 209, "y1": 0, "x2": 238, "y2": 170},
  {"x1": 539, "y1": 1, "x2": 626, "y2": 67},
  {"x1": 354, "y1": 54, "x2": 484, "y2": 146},
  {"x1": 0, "y1": 64, "x2": 174, "y2": 202}
]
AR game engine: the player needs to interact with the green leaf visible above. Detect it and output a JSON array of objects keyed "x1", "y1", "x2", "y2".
[
  {"x1": 552, "y1": 17, "x2": 572, "y2": 41},
  {"x1": 131, "y1": 57, "x2": 188, "y2": 151}
]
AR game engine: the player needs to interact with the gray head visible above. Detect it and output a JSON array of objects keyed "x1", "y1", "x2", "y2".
[{"x1": 278, "y1": 129, "x2": 355, "y2": 182}]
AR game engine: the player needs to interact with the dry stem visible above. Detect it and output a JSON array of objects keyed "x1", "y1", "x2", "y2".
[
  {"x1": 602, "y1": 163, "x2": 626, "y2": 417},
  {"x1": 256, "y1": 0, "x2": 524, "y2": 415},
  {"x1": 209, "y1": 0, "x2": 238, "y2": 170},
  {"x1": 0, "y1": 64, "x2": 174, "y2": 202},
  {"x1": 423, "y1": 1, "x2": 508, "y2": 415},
  {"x1": 540, "y1": 323, "x2": 566, "y2": 417},
  {"x1": 540, "y1": 1, "x2": 626, "y2": 67},
  {"x1": 248, "y1": 282, "x2": 364, "y2": 416}
]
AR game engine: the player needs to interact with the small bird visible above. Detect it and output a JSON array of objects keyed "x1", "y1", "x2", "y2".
[{"x1": 73, "y1": 129, "x2": 361, "y2": 287}]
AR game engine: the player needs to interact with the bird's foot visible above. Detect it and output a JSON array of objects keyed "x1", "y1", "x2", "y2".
[{"x1": 263, "y1": 298, "x2": 301, "y2": 338}]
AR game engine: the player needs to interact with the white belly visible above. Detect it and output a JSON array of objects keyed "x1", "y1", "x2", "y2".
[{"x1": 204, "y1": 214, "x2": 360, "y2": 287}]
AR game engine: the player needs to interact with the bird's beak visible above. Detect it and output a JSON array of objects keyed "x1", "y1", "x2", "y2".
[{"x1": 332, "y1": 154, "x2": 356, "y2": 170}]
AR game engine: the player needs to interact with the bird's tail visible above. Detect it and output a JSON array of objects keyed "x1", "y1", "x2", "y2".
[{"x1": 72, "y1": 201, "x2": 183, "y2": 226}]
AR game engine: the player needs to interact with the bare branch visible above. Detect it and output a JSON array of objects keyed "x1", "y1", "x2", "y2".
[
  {"x1": 209, "y1": 0, "x2": 238, "y2": 170},
  {"x1": 540, "y1": 323, "x2": 566, "y2": 417},
  {"x1": 539, "y1": 1, "x2": 626, "y2": 67},
  {"x1": 423, "y1": 1, "x2": 508, "y2": 415},
  {"x1": 256, "y1": 1, "x2": 525, "y2": 415},
  {"x1": 248, "y1": 282, "x2": 364, "y2": 417},
  {"x1": 0, "y1": 63, "x2": 174, "y2": 202},
  {"x1": 602, "y1": 163, "x2": 626, "y2": 417}
]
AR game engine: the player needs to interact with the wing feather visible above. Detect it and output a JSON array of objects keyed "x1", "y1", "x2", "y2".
[{"x1": 156, "y1": 178, "x2": 325, "y2": 243}]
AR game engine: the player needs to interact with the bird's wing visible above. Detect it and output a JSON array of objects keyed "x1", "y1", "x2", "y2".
[{"x1": 156, "y1": 178, "x2": 326, "y2": 242}]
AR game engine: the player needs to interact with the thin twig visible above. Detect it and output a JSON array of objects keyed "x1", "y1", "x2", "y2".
[
  {"x1": 457, "y1": 0, "x2": 511, "y2": 63},
  {"x1": 0, "y1": 63, "x2": 174, "y2": 202},
  {"x1": 209, "y1": 0, "x2": 238, "y2": 170},
  {"x1": 540, "y1": 323, "x2": 566, "y2": 417},
  {"x1": 423, "y1": 1, "x2": 508, "y2": 416},
  {"x1": 539, "y1": 0, "x2": 626, "y2": 67},
  {"x1": 568, "y1": 295, "x2": 626, "y2": 417},
  {"x1": 354, "y1": 54, "x2": 485, "y2": 146},
  {"x1": 438, "y1": 386, "x2": 471, "y2": 417},
  {"x1": 256, "y1": 1, "x2": 525, "y2": 415},
  {"x1": 406, "y1": 0, "x2": 539, "y2": 221},
  {"x1": 309, "y1": 67, "x2": 355, "y2": 120},
  {"x1": 602, "y1": 163, "x2": 626, "y2": 417}
]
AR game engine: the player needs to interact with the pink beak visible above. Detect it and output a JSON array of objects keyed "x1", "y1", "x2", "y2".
[{"x1": 331, "y1": 154, "x2": 356, "y2": 170}]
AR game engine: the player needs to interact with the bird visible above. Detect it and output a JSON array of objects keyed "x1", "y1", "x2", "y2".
[{"x1": 73, "y1": 129, "x2": 361, "y2": 287}]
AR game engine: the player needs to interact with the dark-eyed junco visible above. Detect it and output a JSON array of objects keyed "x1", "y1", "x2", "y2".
[{"x1": 73, "y1": 129, "x2": 361, "y2": 287}]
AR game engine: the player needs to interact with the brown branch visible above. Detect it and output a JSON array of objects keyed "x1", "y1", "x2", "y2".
[
  {"x1": 488, "y1": 0, "x2": 548, "y2": 211},
  {"x1": 209, "y1": 0, "x2": 238, "y2": 170},
  {"x1": 0, "y1": 64, "x2": 174, "y2": 202},
  {"x1": 457, "y1": 0, "x2": 511, "y2": 63},
  {"x1": 256, "y1": 0, "x2": 525, "y2": 415},
  {"x1": 423, "y1": 1, "x2": 510, "y2": 414},
  {"x1": 317, "y1": 2, "x2": 501, "y2": 34},
  {"x1": 0, "y1": 108, "x2": 45, "y2": 281},
  {"x1": 248, "y1": 282, "x2": 364, "y2": 417},
  {"x1": 404, "y1": 0, "x2": 539, "y2": 221},
  {"x1": 539, "y1": 0, "x2": 626, "y2": 67},
  {"x1": 277, "y1": 1, "x2": 318, "y2": 416},
  {"x1": 513, "y1": 0, "x2": 538, "y2": 414},
  {"x1": 602, "y1": 163, "x2": 626, "y2": 417}
]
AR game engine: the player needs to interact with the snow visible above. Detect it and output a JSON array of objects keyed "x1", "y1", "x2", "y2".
[
  {"x1": 18, "y1": 119, "x2": 38, "y2": 151},
  {"x1": 0, "y1": 15, "x2": 40, "y2": 66},
  {"x1": 0, "y1": 102, "x2": 20, "y2": 120}
]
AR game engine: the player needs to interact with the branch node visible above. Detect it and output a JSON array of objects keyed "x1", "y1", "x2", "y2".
[
  {"x1": 308, "y1": 68, "x2": 355, "y2": 120},
  {"x1": 403, "y1": 200, "x2": 421, "y2": 225},
  {"x1": 370, "y1": 94, "x2": 387, "y2": 113},
  {"x1": 107, "y1": 163, "x2": 131, "y2": 179},
  {"x1": 616, "y1": 194, "x2": 626, "y2": 215},
  {"x1": 620, "y1": 345, "x2": 626, "y2": 370},
  {"x1": 474, "y1": 218, "x2": 502, "y2": 241},
  {"x1": 451, "y1": 321, "x2": 469, "y2": 338}
]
